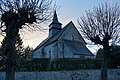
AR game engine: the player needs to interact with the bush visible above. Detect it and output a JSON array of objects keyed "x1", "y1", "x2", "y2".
[
  {"x1": 50, "y1": 58, "x2": 102, "y2": 70},
  {"x1": 0, "y1": 60, "x2": 5, "y2": 71},
  {"x1": 16, "y1": 58, "x2": 50, "y2": 71},
  {"x1": 1, "y1": 58, "x2": 118, "y2": 71},
  {"x1": 15, "y1": 58, "x2": 102, "y2": 71}
]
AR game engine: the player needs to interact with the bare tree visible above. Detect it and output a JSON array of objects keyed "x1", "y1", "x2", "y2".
[
  {"x1": 0, "y1": 0, "x2": 54, "y2": 80},
  {"x1": 78, "y1": 3, "x2": 120, "y2": 80}
]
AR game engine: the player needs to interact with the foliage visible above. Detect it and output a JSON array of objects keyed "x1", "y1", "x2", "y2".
[
  {"x1": 0, "y1": 34, "x2": 24, "y2": 58},
  {"x1": 15, "y1": 34, "x2": 24, "y2": 56},
  {"x1": 96, "y1": 46, "x2": 120, "y2": 68},
  {"x1": 0, "y1": 46, "x2": 4, "y2": 60},
  {"x1": 1, "y1": 58, "x2": 119, "y2": 72},
  {"x1": 17, "y1": 58, "x2": 50, "y2": 71},
  {"x1": 96, "y1": 48, "x2": 103, "y2": 59},
  {"x1": 9, "y1": 58, "x2": 102, "y2": 71},
  {"x1": 0, "y1": 34, "x2": 34, "y2": 61},
  {"x1": 21, "y1": 46, "x2": 33, "y2": 61},
  {"x1": 96, "y1": 46, "x2": 120, "y2": 59},
  {"x1": 50, "y1": 58, "x2": 102, "y2": 71}
]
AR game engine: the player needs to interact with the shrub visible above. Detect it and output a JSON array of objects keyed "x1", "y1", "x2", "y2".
[{"x1": 1, "y1": 58, "x2": 118, "y2": 71}]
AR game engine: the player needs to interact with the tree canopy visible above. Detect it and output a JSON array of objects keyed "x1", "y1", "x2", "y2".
[
  {"x1": 78, "y1": 3, "x2": 120, "y2": 46},
  {"x1": 78, "y1": 3, "x2": 120, "y2": 80},
  {"x1": 0, "y1": 0, "x2": 54, "y2": 33},
  {"x1": 0, "y1": 0, "x2": 54, "y2": 80}
]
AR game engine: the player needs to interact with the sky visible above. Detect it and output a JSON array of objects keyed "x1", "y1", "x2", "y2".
[{"x1": 0, "y1": 0, "x2": 120, "y2": 54}]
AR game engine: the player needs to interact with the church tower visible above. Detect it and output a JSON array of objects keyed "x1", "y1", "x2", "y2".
[{"x1": 49, "y1": 11, "x2": 62, "y2": 37}]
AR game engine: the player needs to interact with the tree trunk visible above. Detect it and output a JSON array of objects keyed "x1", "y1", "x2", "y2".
[
  {"x1": 5, "y1": 35, "x2": 16, "y2": 80},
  {"x1": 5, "y1": 64, "x2": 15, "y2": 80},
  {"x1": 5, "y1": 43, "x2": 16, "y2": 80},
  {"x1": 101, "y1": 53, "x2": 108, "y2": 80},
  {"x1": 5, "y1": 21, "x2": 18, "y2": 80},
  {"x1": 101, "y1": 44, "x2": 110, "y2": 80}
]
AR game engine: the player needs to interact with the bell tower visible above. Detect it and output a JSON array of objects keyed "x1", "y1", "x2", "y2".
[{"x1": 49, "y1": 11, "x2": 62, "y2": 37}]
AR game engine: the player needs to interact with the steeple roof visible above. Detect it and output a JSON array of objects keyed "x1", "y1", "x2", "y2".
[{"x1": 52, "y1": 11, "x2": 61, "y2": 24}]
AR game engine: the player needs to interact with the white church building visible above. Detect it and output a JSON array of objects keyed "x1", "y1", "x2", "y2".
[{"x1": 33, "y1": 11, "x2": 94, "y2": 58}]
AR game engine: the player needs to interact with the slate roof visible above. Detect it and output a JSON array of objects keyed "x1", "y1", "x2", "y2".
[
  {"x1": 49, "y1": 11, "x2": 62, "y2": 26},
  {"x1": 34, "y1": 21, "x2": 86, "y2": 52},
  {"x1": 63, "y1": 40, "x2": 94, "y2": 56},
  {"x1": 34, "y1": 21, "x2": 69, "y2": 51},
  {"x1": 52, "y1": 11, "x2": 61, "y2": 24}
]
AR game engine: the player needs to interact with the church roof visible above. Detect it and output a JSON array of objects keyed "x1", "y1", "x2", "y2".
[
  {"x1": 63, "y1": 40, "x2": 94, "y2": 56},
  {"x1": 53, "y1": 11, "x2": 60, "y2": 24},
  {"x1": 49, "y1": 11, "x2": 62, "y2": 26},
  {"x1": 34, "y1": 21, "x2": 86, "y2": 52}
]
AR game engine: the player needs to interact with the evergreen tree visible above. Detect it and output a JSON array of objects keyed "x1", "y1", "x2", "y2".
[
  {"x1": 15, "y1": 34, "x2": 24, "y2": 60},
  {"x1": 96, "y1": 48, "x2": 103, "y2": 59},
  {"x1": 1, "y1": 34, "x2": 24, "y2": 60},
  {"x1": 22, "y1": 46, "x2": 33, "y2": 61},
  {"x1": 96, "y1": 46, "x2": 120, "y2": 67},
  {"x1": 0, "y1": 47, "x2": 3, "y2": 60}
]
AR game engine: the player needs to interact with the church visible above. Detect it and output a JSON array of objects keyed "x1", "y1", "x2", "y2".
[{"x1": 33, "y1": 11, "x2": 94, "y2": 58}]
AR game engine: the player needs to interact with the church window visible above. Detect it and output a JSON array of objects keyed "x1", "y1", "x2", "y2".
[
  {"x1": 49, "y1": 50, "x2": 51, "y2": 58},
  {"x1": 72, "y1": 35, "x2": 74, "y2": 41}
]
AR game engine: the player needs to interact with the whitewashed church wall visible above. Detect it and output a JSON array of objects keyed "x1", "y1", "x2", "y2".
[
  {"x1": 59, "y1": 24, "x2": 84, "y2": 43},
  {"x1": 33, "y1": 48, "x2": 48, "y2": 58},
  {"x1": 53, "y1": 43, "x2": 58, "y2": 58},
  {"x1": 44, "y1": 42, "x2": 57, "y2": 58},
  {"x1": 63, "y1": 44, "x2": 74, "y2": 58},
  {"x1": 33, "y1": 49, "x2": 41, "y2": 58},
  {"x1": 63, "y1": 44, "x2": 79, "y2": 58},
  {"x1": 57, "y1": 41, "x2": 63, "y2": 58},
  {"x1": 44, "y1": 46, "x2": 52, "y2": 58}
]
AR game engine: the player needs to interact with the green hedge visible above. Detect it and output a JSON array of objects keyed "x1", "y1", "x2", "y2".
[
  {"x1": 108, "y1": 58, "x2": 120, "y2": 68},
  {"x1": 0, "y1": 58, "x2": 119, "y2": 71},
  {"x1": 16, "y1": 58, "x2": 102, "y2": 71},
  {"x1": 50, "y1": 58, "x2": 102, "y2": 71},
  {"x1": 16, "y1": 58, "x2": 50, "y2": 71},
  {"x1": 0, "y1": 60, "x2": 5, "y2": 71}
]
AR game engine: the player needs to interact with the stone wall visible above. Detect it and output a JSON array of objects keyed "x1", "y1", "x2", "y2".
[{"x1": 0, "y1": 69, "x2": 120, "y2": 80}]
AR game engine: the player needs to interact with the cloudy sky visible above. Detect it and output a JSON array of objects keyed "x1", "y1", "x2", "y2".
[{"x1": 0, "y1": 0, "x2": 120, "y2": 54}]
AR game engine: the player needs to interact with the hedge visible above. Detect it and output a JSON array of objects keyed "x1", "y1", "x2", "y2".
[
  {"x1": 17, "y1": 58, "x2": 50, "y2": 71},
  {"x1": 0, "y1": 58, "x2": 119, "y2": 71},
  {"x1": 50, "y1": 58, "x2": 102, "y2": 71}
]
